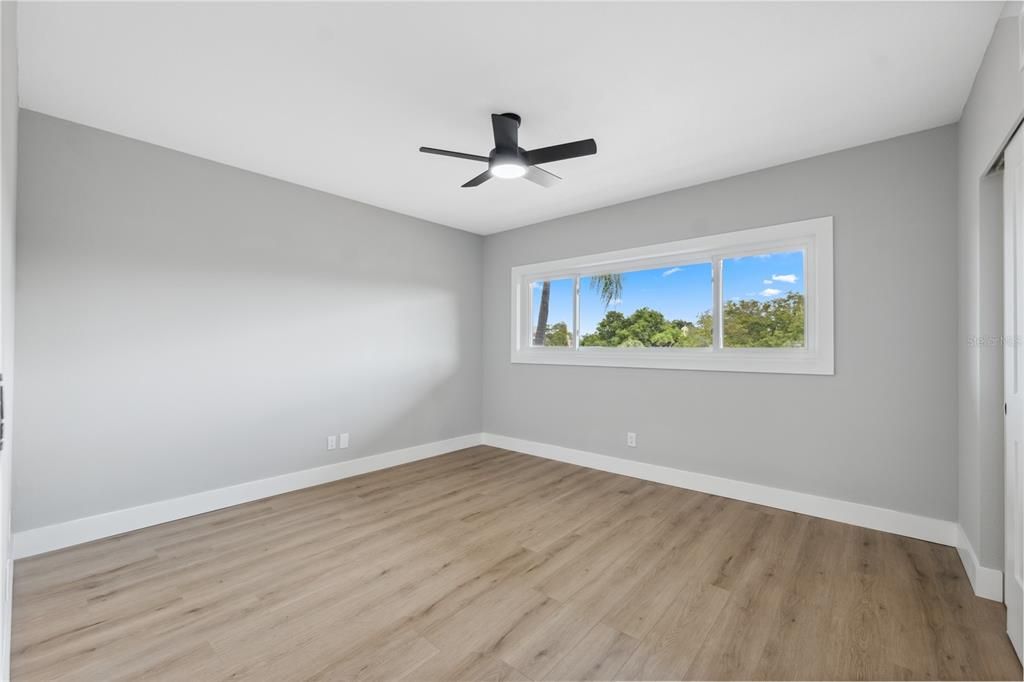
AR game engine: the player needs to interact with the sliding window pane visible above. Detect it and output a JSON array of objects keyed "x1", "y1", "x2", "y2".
[
  {"x1": 530, "y1": 278, "x2": 575, "y2": 347},
  {"x1": 721, "y1": 250, "x2": 805, "y2": 347},
  {"x1": 579, "y1": 263, "x2": 712, "y2": 348}
]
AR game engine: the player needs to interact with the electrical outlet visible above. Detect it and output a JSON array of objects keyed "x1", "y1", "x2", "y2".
[
  {"x1": 627, "y1": 432, "x2": 637, "y2": 447},
  {"x1": 338, "y1": 433, "x2": 349, "y2": 449},
  {"x1": 327, "y1": 435, "x2": 338, "y2": 450}
]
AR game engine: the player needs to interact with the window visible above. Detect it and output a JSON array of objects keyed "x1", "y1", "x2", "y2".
[
  {"x1": 721, "y1": 250, "x2": 805, "y2": 348},
  {"x1": 579, "y1": 262, "x2": 713, "y2": 348},
  {"x1": 510, "y1": 217, "x2": 833, "y2": 374},
  {"x1": 530, "y1": 278, "x2": 574, "y2": 347}
]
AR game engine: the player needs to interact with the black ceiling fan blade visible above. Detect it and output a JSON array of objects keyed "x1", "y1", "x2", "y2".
[
  {"x1": 491, "y1": 113, "x2": 519, "y2": 151},
  {"x1": 419, "y1": 147, "x2": 489, "y2": 163},
  {"x1": 524, "y1": 139, "x2": 597, "y2": 166},
  {"x1": 523, "y1": 165, "x2": 561, "y2": 188},
  {"x1": 461, "y1": 170, "x2": 492, "y2": 188}
]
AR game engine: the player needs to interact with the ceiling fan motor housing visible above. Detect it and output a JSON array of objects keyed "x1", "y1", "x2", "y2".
[
  {"x1": 418, "y1": 111, "x2": 595, "y2": 187},
  {"x1": 489, "y1": 147, "x2": 526, "y2": 165}
]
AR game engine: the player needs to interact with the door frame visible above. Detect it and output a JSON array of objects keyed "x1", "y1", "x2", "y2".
[{"x1": 1003, "y1": 123, "x2": 1024, "y2": 662}]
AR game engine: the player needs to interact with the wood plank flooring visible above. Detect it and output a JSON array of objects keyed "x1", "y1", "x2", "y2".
[{"x1": 11, "y1": 446, "x2": 1023, "y2": 681}]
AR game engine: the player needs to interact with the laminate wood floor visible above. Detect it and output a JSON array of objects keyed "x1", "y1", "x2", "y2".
[{"x1": 12, "y1": 446, "x2": 1023, "y2": 681}]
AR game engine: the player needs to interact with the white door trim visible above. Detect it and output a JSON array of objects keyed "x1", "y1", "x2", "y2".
[{"x1": 1004, "y1": 127, "x2": 1024, "y2": 661}]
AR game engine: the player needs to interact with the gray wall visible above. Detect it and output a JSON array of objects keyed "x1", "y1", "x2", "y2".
[
  {"x1": 14, "y1": 111, "x2": 483, "y2": 532},
  {"x1": 958, "y1": 14, "x2": 1022, "y2": 570},
  {"x1": 1, "y1": 0, "x2": 17, "y2": 673},
  {"x1": 483, "y1": 125, "x2": 959, "y2": 521},
  {"x1": 13, "y1": 111, "x2": 965, "y2": 532}
]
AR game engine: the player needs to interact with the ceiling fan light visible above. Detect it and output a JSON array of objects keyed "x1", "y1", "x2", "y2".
[{"x1": 490, "y1": 162, "x2": 526, "y2": 179}]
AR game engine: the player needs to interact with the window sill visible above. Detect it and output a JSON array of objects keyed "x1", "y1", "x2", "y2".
[{"x1": 510, "y1": 347, "x2": 834, "y2": 375}]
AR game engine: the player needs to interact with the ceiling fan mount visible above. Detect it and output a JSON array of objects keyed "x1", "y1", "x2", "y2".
[
  {"x1": 497, "y1": 112, "x2": 521, "y2": 127},
  {"x1": 419, "y1": 112, "x2": 597, "y2": 188}
]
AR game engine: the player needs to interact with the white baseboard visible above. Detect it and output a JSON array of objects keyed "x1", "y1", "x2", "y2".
[
  {"x1": 481, "y1": 433, "x2": 959, "y2": 548},
  {"x1": 17, "y1": 430, "x2": 994, "y2": 606},
  {"x1": 957, "y1": 524, "x2": 1004, "y2": 602},
  {"x1": 13, "y1": 434, "x2": 483, "y2": 559}
]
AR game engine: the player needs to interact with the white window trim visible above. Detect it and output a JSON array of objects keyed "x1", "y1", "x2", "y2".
[{"x1": 510, "y1": 216, "x2": 834, "y2": 375}]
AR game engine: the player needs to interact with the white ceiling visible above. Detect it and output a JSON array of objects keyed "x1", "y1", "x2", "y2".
[{"x1": 18, "y1": 2, "x2": 1003, "y2": 235}]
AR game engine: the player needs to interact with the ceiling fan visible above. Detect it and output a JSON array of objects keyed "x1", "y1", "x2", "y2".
[{"x1": 419, "y1": 113, "x2": 597, "y2": 188}]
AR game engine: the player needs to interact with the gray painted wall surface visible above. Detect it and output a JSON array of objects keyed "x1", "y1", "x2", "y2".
[
  {"x1": 482, "y1": 125, "x2": 959, "y2": 521},
  {"x1": 957, "y1": 15, "x2": 1022, "y2": 570},
  {"x1": 2, "y1": 0, "x2": 17, "y2": 673},
  {"x1": 14, "y1": 111, "x2": 483, "y2": 532},
  {"x1": 13, "y1": 113, "x2": 965, "y2": 532}
]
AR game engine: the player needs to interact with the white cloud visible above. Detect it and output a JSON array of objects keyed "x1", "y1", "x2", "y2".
[
  {"x1": 662, "y1": 267, "x2": 681, "y2": 277},
  {"x1": 763, "y1": 279, "x2": 772, "y2": 285},
  {"x1": 759, "y1": 288, "x2": 782, "y2": 297},
  {"x1": 609, "y1": 298, "x2": 622, "y2": 306},
  {"x1": 771, "y1": 274, "x2": 798, "y2": 283}
]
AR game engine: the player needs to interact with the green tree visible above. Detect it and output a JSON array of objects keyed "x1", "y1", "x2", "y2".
[
  {"x1": 544, "y1": 321, "x2": 572, "y2": 347},
  {"x1": 681, "y1": 311, "x2": 714, "y2": 347},
  {"x1": 589, "y1": 274, "x2": 623, "y2": 308},
  {"x1": 723, "y1": 292, "x2": 804, "y2": 347},
  {"x1": 581, "y1": 307, "x2": 698, "y2": 347},
  {"x1": 579, "y1": 293, "x2": 803, "y2": 349}
]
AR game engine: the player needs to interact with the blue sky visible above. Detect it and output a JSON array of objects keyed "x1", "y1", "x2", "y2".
[
  {"x1": 531, "y1": 250, "x2": 804, "y2": 338},
  {"x1": 722, "y1": 250, "x2": 805, "y2": 304},
  {"x1": 580, "y1": 264, "x2": 711, "y2": 334}
]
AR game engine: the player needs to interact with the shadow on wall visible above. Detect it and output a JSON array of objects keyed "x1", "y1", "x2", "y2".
[
  {"x1": 14, "y1": 110, "x2": 482, "y2": 533},
  {"x1": 17, "y1": 267, "x2": 470, "y2": 531}
]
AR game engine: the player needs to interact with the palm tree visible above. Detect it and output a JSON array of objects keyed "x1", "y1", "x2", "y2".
[
  {"x1": 532, "y1": 281, "x2": 552, "y2": 346},
  {"x1": 533, "y1": 274, "x2": 623, "y2": 346},
  {"x1": 589, "y1": 274, "x2": 623, "y2": 308}
]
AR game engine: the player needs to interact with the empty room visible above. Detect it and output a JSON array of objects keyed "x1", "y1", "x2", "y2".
[{"x1": 0, "y1": 1, "x2": 1023, "y2": 680}]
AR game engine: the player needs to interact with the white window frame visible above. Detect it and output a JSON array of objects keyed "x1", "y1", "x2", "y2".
[{"x1": 510, "y1": 216, "x2": 834, "y2": 375}]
